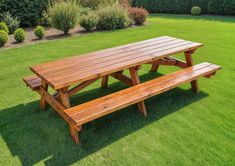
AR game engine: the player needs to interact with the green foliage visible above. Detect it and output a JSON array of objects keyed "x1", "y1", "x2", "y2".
[
  {"x1": 0, "y1": 0, "x2": 53, "y2": 26},
  {"x1": 48, "y1": 1, "x2": 80, "y2": 34},
  {"x1": 14, "y1": 28, "x2": 26, "y2": 42},
  {"x1": 34, "y1": 26, "x2": 45, "y2": 39},
  {"x1": 223, "y1": 0, "x2": 235, "y2": 15},
  {"x1": 0, "y1": 22, "x2": 9, "y2": 34},
  {"x1": 79, "y1": 12, "x2": 98, "y2": 31},
  {"x1": 79, "y1": 7, "x2": 93, "y2": 16},
  {"x1": 37, "y1": 10, "x2": 50, "y2": 26},
  {"x1": 191, "y1": 6, "x2": 202, "y2": 15},
  {"x1": 208, "y1": 0, "x2": 224, "y2": 15},
  {"x1": 96, "y1": 5, "x2": 130, "y2": 30},
  {"x1": 128, "y1": 7, "x2": 149, "y2": 25},
  {"x1": 78, "y1": 0, "x2": 116, "y2": 9},
  {"x1": 0, "y1": 12, "x2": 20, "y2": 34},
  {"x1": 0, "y1": 30, "x2": 8, "y2": 46},
  {"x1": 132, "y1": 0, "x2": 235, "y2": 15}
]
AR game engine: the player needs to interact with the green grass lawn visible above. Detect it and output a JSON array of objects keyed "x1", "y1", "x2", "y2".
[{"x1": 0, "y1": 14, "x2": 235, "y2": 165}]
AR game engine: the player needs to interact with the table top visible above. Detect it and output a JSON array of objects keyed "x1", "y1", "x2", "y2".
[{"x1": 30, "y1": 36, "x2": 203, "y2": 90}]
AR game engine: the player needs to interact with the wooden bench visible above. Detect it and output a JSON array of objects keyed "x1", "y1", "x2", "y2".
[
  {"x1": 23, "y1": 75, "x2": 41, "y2": 91},
  {"x1": 63, "y1": 62, "x2": 221, "y2": 143}
]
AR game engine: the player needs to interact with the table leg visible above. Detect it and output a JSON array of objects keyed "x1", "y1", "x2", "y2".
[
  {"x1": 40, "y1": 81, "x2": 48, "y2": 110},
  {"x1": 59, "y1": 87, "x2": 79, "y2": 144},
  {"x1": 151, "y1": 61, "x2": 159, "y2": 72},
  {"x1": 184, "y1": 51, "x2": 200, "y2": 93},
  {"x1": 101, "y1": 75, "x2": 109, "y2": 88},
  {"x1": 129, "y1": 66, "x2": 147, "y2": 117}
]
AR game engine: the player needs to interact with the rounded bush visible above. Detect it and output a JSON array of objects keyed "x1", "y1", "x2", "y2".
[
  {"x1": 79, "y1": 12, "x2": 98, "y2": 31},
  {"x1": 48, "y1": 1, "x2": 79, "y2": 35},
  {"x1": 14, "y1": 28, "x2": 26, "y2": 42},
  {"x1": 96, "y1": 5, "x2": 130, "y2": 30},
  {"x1": 191, "y1": 6, "x2": 202, "y2": 15},
  {"x1": 0, "y1": 30, "x2": 8, "y2": 46},
  {"x1": 0, "y1": 22, "x2": 9, "y2": 33},
  {"x1": 34, "y1": 25, "x2": 45, "y2": 39},
  {"x1": 128, "y1": 7, "x2": 149, "y2": 25}
]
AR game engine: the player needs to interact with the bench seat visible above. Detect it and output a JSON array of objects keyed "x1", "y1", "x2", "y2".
[
  {"x1": 23, "y1": 75, "x2": 41, "y2": 91},
  {"x1": 64, "y1": 62, "x2": 221, "y2": 127}
]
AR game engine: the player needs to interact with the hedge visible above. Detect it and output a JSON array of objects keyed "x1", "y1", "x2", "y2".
[
  {"x1": 132, "y1": 0, "x2": 235, "y2": 15},
  {"x1": 0, "y1": 0, "x2": 52, "y2": 26}
]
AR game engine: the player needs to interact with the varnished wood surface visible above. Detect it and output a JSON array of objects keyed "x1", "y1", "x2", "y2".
[
  {"x1": 64, "y1": 62, "x2": 221, "y2": 126},
  {"x1": 30, "y1": 36, "x2": 203, "y2": 90}
]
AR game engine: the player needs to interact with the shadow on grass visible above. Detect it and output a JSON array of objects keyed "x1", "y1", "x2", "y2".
[
  {"x1": 0, "y1": 72, "x2": 208, "y2": 165},
  {"x1": 151, "y1": 14, "x2": 235, "y2": 24}
]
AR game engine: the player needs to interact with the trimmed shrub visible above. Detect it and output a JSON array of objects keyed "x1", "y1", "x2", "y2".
[
  {"x1": 191, "y1": 6, "x2": 202, "y2": 15},
  {"x1": 96, "y1": 5, "x2": 131, "y2": 30},
  {"x1": 14, "y1": 28, "x2": 26, "y2": 42},
  {"x1": 0, "y1": 30, "x2": 8, "y2": 46},
  {"x1": 0, "y1": 12, "x2": 20, "y2": 34},
  {"x1": 0, "y1": 22, "x2": 9, "y2": 34},
  {"x1": 128, "y1": 7, "x2": 149, "y2": 25},
  {"x1": 34, "y1": 25, "x2": 45, "y2": 39},
  {"x1": 48, "y1": 1, "x2": 80, "y2": 35},
  {"x1": 79, "y1": 12, "x2": 98, "y2": 31}
]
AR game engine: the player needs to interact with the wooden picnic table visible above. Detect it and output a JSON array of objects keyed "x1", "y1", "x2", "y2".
[
  {"x1": 24, "y1": 36, "x2": 221, "y2": 144},
  {"x1": 30, "y1": 36, "x2": 202, "y2": 108}
]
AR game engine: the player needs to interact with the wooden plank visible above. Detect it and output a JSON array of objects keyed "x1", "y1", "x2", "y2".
[
  {"x1": 65, "y1": 62, "x2": 212, "y2": 116},
  {"x1": 31, "y1": 36, "x2": 173, "y2": 71},
  {"x1": 30, "y1": 37, "x2": 203, "y2": 90},
  {"x1": 64, "y1": 63, "x2": 221, "y2": 126},
  {"x1": 23, "y1": 75, "x2": 41, "y2": 91},
  {"x1": 38, "y1": 39, "x2": 191, "y2": 77},
  {"x1": 48, "y1": 42, "x2": 202, "y2": 89},
  {"x1": 33, "y1": 37, "x2": 178, "y2": 73}
]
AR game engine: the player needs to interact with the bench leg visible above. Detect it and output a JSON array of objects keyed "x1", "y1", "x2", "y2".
[
  {"x1": 101, "y1": 75, "x2": 109, "y2": 88},
  {"x1": 151, "y1": 61, "x2": 159, "y2": 72},
  {"x1": 69, "y1": 125, "x2": 80, "y2": 144},
  {"x1": 40, "y1": 81, "x2": 48, "y2": 110},
  {"x1": 185, "y1": 51, "x2": 200, "y2": 93},
  {"x1": 59, "y1": 87, "x2": 80, "y2": 143},
  {"x1": 129, "y1": 66, "x2": 148, "y2": 117}
]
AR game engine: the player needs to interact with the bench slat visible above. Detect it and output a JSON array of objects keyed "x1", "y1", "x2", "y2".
[
  {"x1": 23, "y1": 75, "x2": 41, "y2": 91},
  {"x1": 64, "y1": 62, "x2": 221, "y2": 126}
]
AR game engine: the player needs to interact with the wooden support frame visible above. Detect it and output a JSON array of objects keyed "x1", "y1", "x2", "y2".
[
  {"x1": 101, "y1": 76, "x2": 109, "y2": 88},
  {"x1": 111, "y1": 71, "x2": 133, "y2": 86},
  {"x1": 129, "y1": 66, "x2": 147, "y2": 117},
  {"x1": 148, "y1": 56, "x2": 188, "y2": 70},
  {"x1": 184, "y1": 50, "x2": 200, "y2": 93},
  {"x1": 54, "y1": 78, "x2": 98, "y2": 99},
  {"x1": 40, "y1": 81, "x2": 48, "y2": 110}
]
